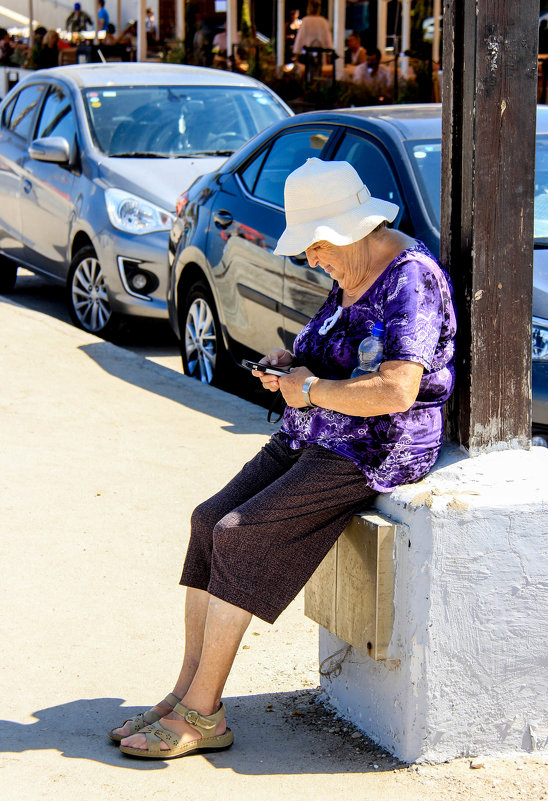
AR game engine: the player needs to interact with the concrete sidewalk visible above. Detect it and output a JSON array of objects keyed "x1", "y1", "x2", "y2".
[{"x1": 1, "y1": 297, "x2": 545, "y2": 801}]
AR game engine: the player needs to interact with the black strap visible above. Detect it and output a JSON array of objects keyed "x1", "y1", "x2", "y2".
[{"x1": 267, "y1": 390, "x2": 286, "y2": 424}]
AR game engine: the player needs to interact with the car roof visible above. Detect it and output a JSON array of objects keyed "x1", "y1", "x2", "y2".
[
  {"x1": 26, "y1": 63, "x2": 270, "y2": 90},
  {"x1": 276, "y1": 103, "x2": 548, "y2": 140}
]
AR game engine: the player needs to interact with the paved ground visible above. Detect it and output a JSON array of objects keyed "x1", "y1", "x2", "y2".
[{"x1": 1, "y1": 295, "x2": 546, "y2": 801}]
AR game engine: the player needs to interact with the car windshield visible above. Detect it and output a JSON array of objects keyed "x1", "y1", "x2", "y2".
[
  {"x1": 82, "y1": 84, "x2": 288, "y2": 158},
  {"x1": 407, "y1": 135, "x2": 548, "y2": 241}
]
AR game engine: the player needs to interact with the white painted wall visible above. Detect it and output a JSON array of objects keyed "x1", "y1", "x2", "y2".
[{"x1": 319, "y1": 446, "x2": 548, "y2": 763}]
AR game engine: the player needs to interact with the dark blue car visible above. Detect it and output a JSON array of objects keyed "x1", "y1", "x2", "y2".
[{"x1": 167, "y1": 103, "x2": 548, "y2": 446}]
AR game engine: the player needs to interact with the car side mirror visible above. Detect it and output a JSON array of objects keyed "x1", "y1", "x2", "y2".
[{"x1": 29, "y1": 136, "x2": 70, "y2": 164}]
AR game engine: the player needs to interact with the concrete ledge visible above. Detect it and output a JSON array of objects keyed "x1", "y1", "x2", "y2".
[{"x1": 318, "y1": 445, "x2": 548, "y2": 763}]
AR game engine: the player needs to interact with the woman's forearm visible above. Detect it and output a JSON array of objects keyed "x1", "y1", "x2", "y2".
[{"x1": 307, "y1": 360, "x2": 424, "y2": 416}]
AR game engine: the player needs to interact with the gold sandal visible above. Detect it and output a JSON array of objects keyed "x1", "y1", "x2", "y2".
[
  {"x1": 108, "y1": 692, "x2": 181, "y2": 743},
  {"x1": 119, "y1": 701, "x2": 233, "y2": 759}
]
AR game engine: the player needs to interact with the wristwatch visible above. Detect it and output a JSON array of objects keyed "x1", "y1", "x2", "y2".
[{"x1": 302, "y1": 376, "x2": 319, "y2": 408}]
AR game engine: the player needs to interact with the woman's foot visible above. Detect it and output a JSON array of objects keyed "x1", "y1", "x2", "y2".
[
  {"x1": 120, "y1": 702, "x2": 226, "y2": 752},
  {"x1": 111, "y1": 693, "x2": 179, "y2": 740}
]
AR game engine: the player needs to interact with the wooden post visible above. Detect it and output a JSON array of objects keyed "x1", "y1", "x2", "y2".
[{"x1": 441, "y1": 0, "x2": 539, "y2": 453}]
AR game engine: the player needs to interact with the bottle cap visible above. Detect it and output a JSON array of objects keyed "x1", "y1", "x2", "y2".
[{"x1": 371, "y1": 321, "x2": 384, "y2": 337}]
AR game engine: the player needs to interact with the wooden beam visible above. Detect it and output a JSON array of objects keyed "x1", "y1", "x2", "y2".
[{"x1": 441, "y1": 0, "x2": 538, "y2": 452}]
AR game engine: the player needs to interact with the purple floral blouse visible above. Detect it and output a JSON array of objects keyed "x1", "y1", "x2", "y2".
[{"x1": 278, "y1": 241, "x2": 457, "y2": 492}]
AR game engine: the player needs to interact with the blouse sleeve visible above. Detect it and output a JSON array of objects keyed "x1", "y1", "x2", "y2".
[{"x1": 382, "y1": 258, "x2": 448, "y2": 371}]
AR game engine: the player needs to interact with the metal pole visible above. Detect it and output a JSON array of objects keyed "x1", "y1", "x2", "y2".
[
  {"x1": 28, "y1": 0, "x2": 33, "y2": 47},
  {"x1": 176, "y1": 0, "x2": 186, "y2": 43},
  {"x1": 277, "y1": 0, "x2": 285, "y2": 69},
  {"x1": 333, "y1": 0, "x2": 345, "y2": 80},
  {"x1": 227, "y1": 0, "x2": 237, "y2": 69},
  {"x1": 137, "y1": 0, "x2": 147, "y2": 60},
  {"x1": 433, "y1": 0, "x2": 441, "y2": 65},
  {"x1": 377, "y1": 0, "x2": 387, "y2": 56},
  {"x1": 401, "y1": 0, "x2": 410, "y2": 78}
]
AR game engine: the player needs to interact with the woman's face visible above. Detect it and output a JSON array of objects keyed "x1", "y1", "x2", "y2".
[{"x1": 305, "y1": 240, "x2": 357, "y2": 288}]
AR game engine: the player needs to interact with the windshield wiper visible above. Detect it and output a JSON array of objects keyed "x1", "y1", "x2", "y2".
[
  {"x1": 110, "y1": 152, "x2": 170, "y2": 158},
  {"x1": 173, "y1": 150, "x2": 234, "y2": 158}
]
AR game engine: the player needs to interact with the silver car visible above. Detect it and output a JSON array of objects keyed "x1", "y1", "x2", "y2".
[{"x1": 0, "y1": 63, "x2": 291, "y2": 336}]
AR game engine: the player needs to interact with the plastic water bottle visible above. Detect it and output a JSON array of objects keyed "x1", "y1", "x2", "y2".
[{"x1": 351, "y1": 322, "x2": 384, "y2": 377}]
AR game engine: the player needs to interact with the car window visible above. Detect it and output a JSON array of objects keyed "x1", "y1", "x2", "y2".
[
  {"x1": 82, "y1": 85, "x2": 289, "y2": 157},
  {"x1": 250, "y1": 127, "x2": 334, "y2": 207},
  {"x1": 407, "y1": 141, "x2": 441, "y2": 228},
  {"x1": 1, "y1": 95, "x2": 17, "y2": 129},
  {"x1": 7, "y1": 84, "x2": 46, "y2": 141},
  {"x1": 332, "y1": 131, "x2": 404, "y2": 212},
  {"x1": 36, "y1": 86, "x2": 76, "y2": 145}
]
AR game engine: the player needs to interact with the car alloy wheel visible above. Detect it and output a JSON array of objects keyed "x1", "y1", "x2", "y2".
[
  {"x1": 67, "y1": 246, "x2": 118, "y2": 336},
  {"x1": 181, "y1": 282, "x2": 224, "y2": 384}
]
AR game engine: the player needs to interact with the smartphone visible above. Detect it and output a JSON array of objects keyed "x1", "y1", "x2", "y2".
[{"x1": 241, "y1": 359, "x2": 291, "y2": 376}]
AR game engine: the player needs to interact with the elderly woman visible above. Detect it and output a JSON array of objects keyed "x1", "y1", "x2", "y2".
[{"x1": 110, "y1": 158, "x2": 456, "y2": 759}]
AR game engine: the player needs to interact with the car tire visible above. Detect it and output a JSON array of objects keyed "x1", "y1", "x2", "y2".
[
  {"x1": 0, "y1": 259, "x2": 17, "y2": 293},
  {"x1": 67, "y1": 246, "x2": 119, "y2": 337},
  {"x1": 180, "y1": 281, "x2": 225, "y2": 384}
]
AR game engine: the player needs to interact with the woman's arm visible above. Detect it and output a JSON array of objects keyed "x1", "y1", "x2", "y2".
[{"x1": 277, "y1": 360, "x2": 424, "y2": 416}]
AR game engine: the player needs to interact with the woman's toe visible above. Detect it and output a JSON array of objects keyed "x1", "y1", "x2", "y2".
[{"x1": 121, "y1": 732, "x2": 148, "y2": 750}]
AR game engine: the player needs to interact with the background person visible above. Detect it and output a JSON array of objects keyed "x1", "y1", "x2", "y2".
[
  {"x1": 0, "y1": 28, "x2": 15, "y2": 65},
  {"x1": 353, "y1": 47, "x2": 393, "y2": 100},
  {"x1": 97, "y1": 0, "x2": 109, "y2": 32},
  {"x1": 285, "y1": 8, "x2": 302, "y2": 62},
  {"x1": 35, "y1": 29, "x2": 60, "y2": 68},
  {"x1": 293, "y1": 0, "x2": 333, "y2": 54},
  {"x1": 346, "y1": 31, "x2": 366, "y2": 65},
  {"x1": 108, "y1": 158, "x2": 456, "y2": 760},
  {"x1": 65, "y1": 3, "x2": 93, "y2": 34}
]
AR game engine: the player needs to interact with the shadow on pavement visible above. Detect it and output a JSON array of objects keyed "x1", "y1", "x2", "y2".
[
  {"x1": 79, "y1": 341, "x2": 274, "y2": 436},
  {"x1": 0, "y1": 691, "x2": 400, "y2": 775}
]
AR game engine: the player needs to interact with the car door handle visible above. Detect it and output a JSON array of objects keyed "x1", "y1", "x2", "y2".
[
  {"x1": 23, "y1": 179, "x2": 32, "y2": 194},
  {"x1": 289, "y1": 253, "x2": 308, "y2": 265},
  {"x1": 213, "y1": 210, "x2": 233, "y2": 228}
]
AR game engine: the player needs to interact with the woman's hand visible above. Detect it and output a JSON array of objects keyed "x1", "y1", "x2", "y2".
[
  {"x1": 252, "y1": 348, "x2": 294, "y2": 392},
  {"x1": 278, "y1": 366, "x2": 314, "y2": 407}
]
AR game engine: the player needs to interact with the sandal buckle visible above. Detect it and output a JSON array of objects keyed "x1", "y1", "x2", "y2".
[{"x1": 185, "y1": 709, "x2": 200, "y2": 726}]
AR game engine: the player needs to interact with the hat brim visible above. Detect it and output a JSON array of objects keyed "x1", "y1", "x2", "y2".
[{"x1": 273, "y1": 196, "x2": 399, "y2": 256}]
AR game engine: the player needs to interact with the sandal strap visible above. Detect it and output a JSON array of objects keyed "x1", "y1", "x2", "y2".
[
  {"x1": 172, "y1": 701, "x2": 226, "y2": 739},
  {"x1": 142, "y1": 692, "x2": 181, "y2": 725}
]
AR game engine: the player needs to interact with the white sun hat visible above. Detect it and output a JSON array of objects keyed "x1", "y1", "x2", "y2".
[{"x1": 274, "y1": 157, "x2": 400, "y2": 256}]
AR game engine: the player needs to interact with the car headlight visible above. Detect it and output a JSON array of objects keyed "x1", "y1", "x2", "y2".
[
  {"x1": 105, "y1": 188, "x2": 175, "y2": 235},
  {"x1": 533, "y1": 316, "x2": 548, "y2": 362}
]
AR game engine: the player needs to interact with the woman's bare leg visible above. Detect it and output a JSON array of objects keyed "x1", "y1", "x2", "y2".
[
  {"x1": 113, "y1": 587, "x2": 211, "y2": 738},
  {"x1": 121, "y1": 595, "x2": 251, "y2": 751}
]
